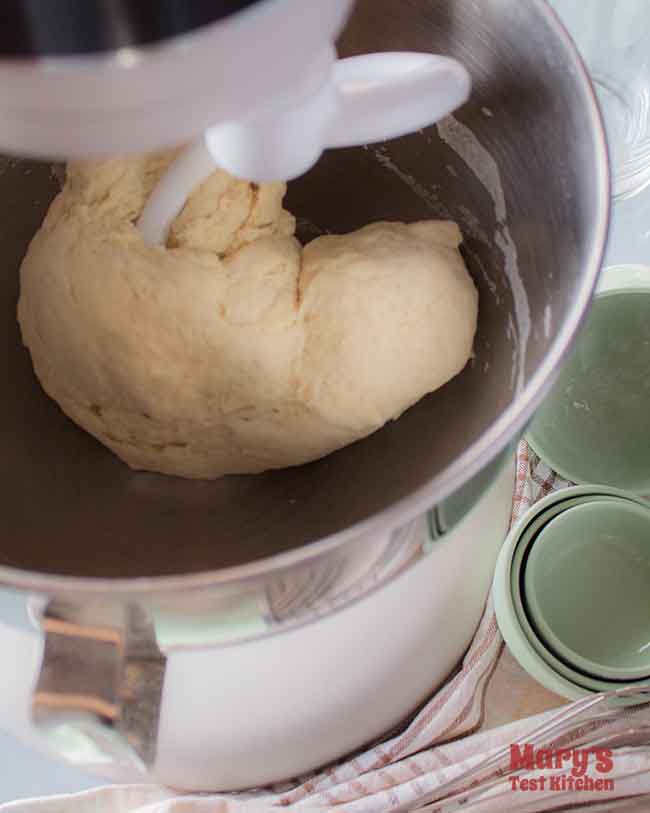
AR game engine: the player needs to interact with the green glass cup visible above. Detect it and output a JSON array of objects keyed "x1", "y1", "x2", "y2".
[{"x1": 527, "y1": 266, "x2": 650, "y2": 492}]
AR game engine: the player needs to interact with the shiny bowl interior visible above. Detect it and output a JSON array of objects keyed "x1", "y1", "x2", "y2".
[{"x1": 0, "y1": 0, "x2": 608, "y2": 580}]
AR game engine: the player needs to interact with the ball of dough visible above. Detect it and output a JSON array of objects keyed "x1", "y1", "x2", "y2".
[{"x1": 18, "y1": 153, "x2": 478, "y2": 479}]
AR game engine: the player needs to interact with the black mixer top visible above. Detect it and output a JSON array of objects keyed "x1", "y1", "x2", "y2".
[{"x1": 0, "y1": 0, "x2": 267, "y2": 56}]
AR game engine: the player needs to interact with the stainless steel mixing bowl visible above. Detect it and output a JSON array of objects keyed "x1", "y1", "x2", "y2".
[
  {"x1": 0, "y1": 0, "x2": 608, "y2": 772},
  {"x1": 0, "y1": 0, "x2": 608, "y2": 582}
]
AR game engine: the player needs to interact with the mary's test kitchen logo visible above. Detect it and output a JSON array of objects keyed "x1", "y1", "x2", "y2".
[{"x1": 509, "y1": 745, "x2": 615, "y2": 793}]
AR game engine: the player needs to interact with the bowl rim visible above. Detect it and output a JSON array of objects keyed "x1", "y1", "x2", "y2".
[{"x1": 494, "y1": 501, "x2": 586, "y2": 701}]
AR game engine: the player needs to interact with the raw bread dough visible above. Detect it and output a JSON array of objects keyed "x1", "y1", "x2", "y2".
[{"x1": 18, "y1": 152, "x2": 478, "y2": 479}]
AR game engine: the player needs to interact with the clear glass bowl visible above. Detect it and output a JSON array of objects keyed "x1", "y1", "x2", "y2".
[{"x1": 551, "y1": 0, "x2": 650, "y2": 266}]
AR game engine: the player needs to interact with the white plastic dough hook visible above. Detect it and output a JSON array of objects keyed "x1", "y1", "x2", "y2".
[{"x1": 138, "y1": 50, "x2": 471, "y2": 246}]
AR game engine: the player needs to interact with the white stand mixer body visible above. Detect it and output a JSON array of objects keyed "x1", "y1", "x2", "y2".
[{"x1": 0, "y1": 459, "x2": 513, "y2": 791}]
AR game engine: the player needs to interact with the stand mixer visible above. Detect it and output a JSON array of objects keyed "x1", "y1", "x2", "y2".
[
  {"x1": 0, "y1": 0, "x2": 609, "y2": 794},
  {"x1": 0, "y1": 1, "x2": 471, "y2": 241}
]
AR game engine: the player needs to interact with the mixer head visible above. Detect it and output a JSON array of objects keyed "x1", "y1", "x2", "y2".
[
  {"x1": 0, "y1": 0, "x2": 469, "y2": 196},
  {"x1": 0, "y1": 0, "x2": 355, "y2": 157}
]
